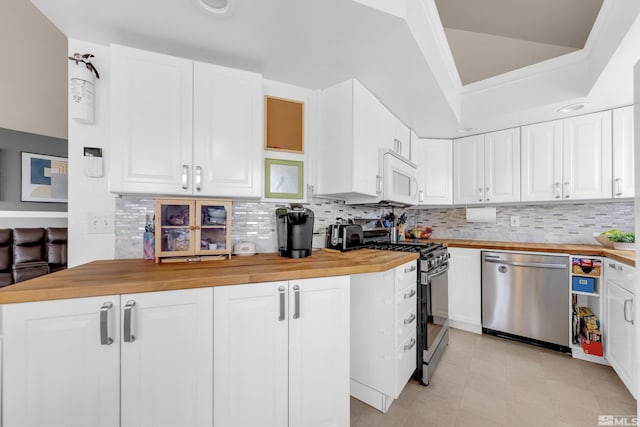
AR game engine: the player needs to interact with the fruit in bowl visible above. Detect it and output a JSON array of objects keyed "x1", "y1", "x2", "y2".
[{"x1": 406, "y1": 226, "x2": 432, "y2": 240}]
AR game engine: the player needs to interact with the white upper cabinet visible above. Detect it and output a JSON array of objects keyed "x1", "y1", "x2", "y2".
[
  {"x1": 521, "y1": 120, "x2": 563, "y2": 201},
  {"x1": 110, "y1": 44, "x2": 262, "y2": 198},
  {"x1": 453, "y1": 128, "x2": 520, "y2": 204},
  {"x1": 318, "y1": 79, "x2": 381, "y2": 199},
  {"x1": 391, "y1": 114, "x2": 411, "y2": 159},
  {"x1": 522, "y1": 111, "x2": 613, "y2": 201},
  {"x1": 562, "y1": 111, "x2": 612, "y2": 200},
  {"x1": 612, "y1": 106, "x2": 635, "y2": 198},
  {"x1": 484, "y1": 128, "x2": 521, "y2": 203},
  {"x1": 193, "y1": 62, "x2": 262, "y2": 198},
  {"x1": 110, "y1": 44, "x2": 193, "y2": 195},
  {"x1": 413, "y1": 138, "x2": 453, "y2": 205},
  {"x1": 453, "y1": 134, "x2": 484, "y2": 204}
]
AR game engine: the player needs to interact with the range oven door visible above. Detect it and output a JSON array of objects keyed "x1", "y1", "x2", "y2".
[
  {"x1": 381, "y1": 150, "x2": 418, "y2": 206},
  {"x1": 421, "y1": 262, "x2": 449, "y2": 352}
]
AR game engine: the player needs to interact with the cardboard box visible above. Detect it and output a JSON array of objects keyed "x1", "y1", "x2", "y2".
[
  {"x1": 572, "y1": 276, "x2": 595, "y2": 293},
  {"x1": 571, "y1": 257, "x2": 602, "y2": 277},
  {"x1": 580, "y1": 337, "x2": 603, "y2": 356}
]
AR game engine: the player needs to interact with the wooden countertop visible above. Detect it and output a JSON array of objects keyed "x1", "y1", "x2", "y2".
[
  {"x1": 428, "y1": 239, "x2": 636, "y2": 266},
  {"x1": 0, "y1": 249, "x2": 418, "y2": 304}
]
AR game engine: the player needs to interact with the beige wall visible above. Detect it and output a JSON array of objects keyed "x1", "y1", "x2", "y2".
[{"x1": 0, "y1": 0, "x2": 67, "y2": 139}]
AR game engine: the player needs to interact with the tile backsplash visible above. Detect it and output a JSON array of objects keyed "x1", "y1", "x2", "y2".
[
  {"x1": 114, "y1": 196, "x2": 387, "y2": 259},
  {"x1": 404, "y1": 201, "x2": 634, "y2": 244},
  {"x1": 115, "y1": 196, "x2": 634, "y2": 259}
]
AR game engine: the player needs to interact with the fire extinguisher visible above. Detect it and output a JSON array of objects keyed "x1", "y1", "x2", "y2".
[{"x1": 69, "y1": 53, "x2": 100, "y2": 124}]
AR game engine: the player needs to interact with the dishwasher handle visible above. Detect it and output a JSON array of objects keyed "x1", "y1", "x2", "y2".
[{"x1": 483, "y1": 258, "x2": 567, "y2": 269}]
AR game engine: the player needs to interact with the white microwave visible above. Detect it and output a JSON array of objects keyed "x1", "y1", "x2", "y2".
[{"x1": 379, "y1": 149, "x2": 418, "y2": 206}]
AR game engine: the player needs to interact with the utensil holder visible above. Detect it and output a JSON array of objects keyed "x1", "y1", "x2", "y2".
[{"x1": 390, "y1": 227, "x2": 397, "y2": 243}]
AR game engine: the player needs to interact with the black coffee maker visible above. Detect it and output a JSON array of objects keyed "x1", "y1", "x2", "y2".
[{"x1": 276, "y1": 204, "x2": 314, "y2": 258}]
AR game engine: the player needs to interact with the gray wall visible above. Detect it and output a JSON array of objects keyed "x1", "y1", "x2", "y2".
[{"x1": 0, "y1": 127, "x2": 68, "y2": 212}]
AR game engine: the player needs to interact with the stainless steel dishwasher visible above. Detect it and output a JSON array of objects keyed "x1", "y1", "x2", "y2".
[{"x1": 482, "y1": 251, "x2": 570, "y2": 351}]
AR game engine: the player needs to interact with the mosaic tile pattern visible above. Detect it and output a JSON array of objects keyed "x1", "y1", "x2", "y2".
[
  {"x1": 114, "y1": 196, "x2": 387, "y2": 258},
  {"x1": 402, "y1": 201, "x2": 635, "y2": 244},
  {"x1": 115, "y1": 197, "x2": 634, "y2": 258}
]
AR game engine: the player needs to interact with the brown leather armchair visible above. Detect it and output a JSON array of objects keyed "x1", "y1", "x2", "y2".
[
  {"x1": 46, "y1": 227, "x2": 68, "y2": 273},
  {"x1": 12, "y1": 228, "x2": 49, "y2": 283},
  {"x1": 0, "y1": 229, "x2": 12, "y2": 287}
]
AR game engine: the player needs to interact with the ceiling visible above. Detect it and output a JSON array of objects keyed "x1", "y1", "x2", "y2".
[
  {"x1": 436, "y1": 0, "x2": 603, "y2": 84},
  {"x1": 30, "y1": 0, "x2": 640, "y2": 139}
]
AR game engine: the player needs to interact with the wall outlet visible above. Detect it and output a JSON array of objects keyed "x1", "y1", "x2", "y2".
[
  {"x1": 88, "y1": 212, "x2": 114, "y2": 234},
  {"x1": 510, "y1": 215, "x2": 520, "y2": 227}
]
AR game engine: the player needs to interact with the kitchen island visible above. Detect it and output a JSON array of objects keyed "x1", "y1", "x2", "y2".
[{"x1": 0, "y1": 249, "x2": 418, "y2": 304}]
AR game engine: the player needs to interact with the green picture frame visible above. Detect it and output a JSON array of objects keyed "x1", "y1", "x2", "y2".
[{"x1": 265, "y1": 158, "x2": 304, "y2": 199}]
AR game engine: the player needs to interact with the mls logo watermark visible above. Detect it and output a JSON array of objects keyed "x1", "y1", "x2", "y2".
[{"x1": 599, "y1": 415, "x2": 639, "y2": 426}]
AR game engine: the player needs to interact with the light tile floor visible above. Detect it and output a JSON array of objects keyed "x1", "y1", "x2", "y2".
[{"x1": 350, "y1": 328, "x2": 637, "y2": 427}]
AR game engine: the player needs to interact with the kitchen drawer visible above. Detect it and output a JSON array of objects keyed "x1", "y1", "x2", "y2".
[
  {"x1": 605, "y1": 260, "x2": 635, "y2": 293},
  {"x1": 396, "y1": 308, "x2": 417, "y2": 343},
  {"x1": 395, "y1": 287, "x2": 416, "y2": 320},
  {"x1": 393, "y1": 330, "x2": 417, "y2": 398},
  {"x1": 395, "y1": 261, "x2": 418, "y2": 293}
]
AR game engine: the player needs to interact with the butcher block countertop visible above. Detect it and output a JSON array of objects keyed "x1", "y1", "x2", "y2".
[
  {"x1": 429, "y1": 239, "x2": 636, "y2": 266},
  {"x1": 0, "y1": 249, "x2": 418, "y2": 304}
]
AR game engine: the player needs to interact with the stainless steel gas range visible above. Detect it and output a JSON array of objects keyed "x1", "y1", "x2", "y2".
[{"x1": 362, "y1": 242, "x2": 450, "y2": 385}]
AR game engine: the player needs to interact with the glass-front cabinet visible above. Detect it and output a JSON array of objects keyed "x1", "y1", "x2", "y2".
[{"x1": 154, "y1": 198, "x2": 232, "y2": 262}]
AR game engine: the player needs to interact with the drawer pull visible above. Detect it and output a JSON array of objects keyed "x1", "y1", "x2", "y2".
[
  {"x1": 404, "y1": 265, "x2": 417, "y2": 273},
  {"x1": 403, "y1": 337, "x2": 416, "y2": 351},
  {"x1": 278, "y1": 286, "x2": 286, "y2": 321},
  {"x1": 403, "y1": 289, "x2": 416, "y2": 299},
  {"x1": 124, "y1": 300, "x2": 136, "y2": 343},
  {"x1": 403, "y1": 313, "x2": 416, "y2": 325}
]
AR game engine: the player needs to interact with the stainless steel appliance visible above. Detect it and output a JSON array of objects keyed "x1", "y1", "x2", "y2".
[
  {"x1": 482, "y1": 251, "x2": 570, "y2": 351},
  {"x1": 326, "y1": 223, "x2": 364, "y2": 251},
  {"x1": 362, "y1": 242, "x2": 450, "y2": 385},
  {"x1": 275, "y1": 204, "x2": 314, "y2": 258}
]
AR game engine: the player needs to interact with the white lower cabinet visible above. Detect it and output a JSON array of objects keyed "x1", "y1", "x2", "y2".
[
  {"x1": 448, "y1": 248, "x2": 482, "y2": 333},
  {"x1": 350, "y1": 260, "x2": 417, "y2": 412},
  {"x1": 213, "y1": 276, "x2": 350, "y2": 427},
  {"x1": 120, "y1": 289, "x2": 213, "y2": 427},
  {"x1": 2, "y1": 288, "x2": 213, "y2": 427},
  {"x1": 604, "y1": 260, "x2": 636, "y2": 398}
]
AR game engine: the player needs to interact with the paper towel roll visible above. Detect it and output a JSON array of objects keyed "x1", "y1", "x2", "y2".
[{"x1": 466, "y1": 207, "x2": 497, "y2": 223}]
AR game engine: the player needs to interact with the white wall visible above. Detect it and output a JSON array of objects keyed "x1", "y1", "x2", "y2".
[
  {"x1": 633, "y1": 59, "x2": 640, "y2": 419},
  {"x1": 67, "y1": 39, "x2": 115, "y2": 267},
  {"x1": 0, "y1": 0, "x2": 67, "y2": 139}
]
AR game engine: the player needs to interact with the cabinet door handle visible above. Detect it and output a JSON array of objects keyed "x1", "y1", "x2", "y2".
[
  {"x1": 376, "y1": 175, "x2": 382, "y2": 194},
  {"x1": 624, "y1": 298, "x2": 634, "y2": 325},
  {"x1": 403, "y1": 313, "x2": 416, "y2": 325},
  {"x1": 554, "y1": 182, "x2": 561, "y2": 199},
  {"x1": 195, "y1": 166, "x2": 202, "y2": 192},
  {"x1": 181, "y1": 165, "x2": 189, "y2": 190},
  {"x1": 615, "y1": 178, "x2": 622, "y2": 196},
  {"x1": 404, "y1": 264, "x2": 416, "y2": 273},
  {"x1": 398, "y1": 140, "x2": 403, "y2": 155},
  {"x1": 278, "y1": 286, "x2": 286, "y2": 321},
  {"x1": 478, "y1": 187, "x2": 483, "y2": 202},
  {"x1": 485, "y1": 187, "x2": 490, "y2": 202},
  {"x1": 293, "y1": 284, "x2": 300, "y2": 319},
  {"x1": 100, "y1": 301, "x2": 114, "y2": 345},
  {"x1": 403, "y1": 337, "x2": 416, "y2": 351},
  {"x1": 123, "y1": 300, "x2": 136, "y2": 342},
  {"x1": 403, "y1": 289, "x2": 416, "y2": 299},
  {"x1": 418, "y1": 190, "x2": 424, "y2": 204},
  {"x1": 564, "y1": 182, "x2": 570, "y2": 198}
]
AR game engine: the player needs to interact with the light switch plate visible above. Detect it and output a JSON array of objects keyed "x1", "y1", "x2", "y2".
[{"x1": 88, "y1": 212, "x2": 114, "y2": 234}]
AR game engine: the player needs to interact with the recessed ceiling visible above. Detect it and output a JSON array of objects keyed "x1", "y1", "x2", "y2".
[
  {"x1": 435, "y1": 0, "x2": 604, "y2": 84},
  {"x1": 29, "y1": 0, "x2": 640, "y2": 138}
]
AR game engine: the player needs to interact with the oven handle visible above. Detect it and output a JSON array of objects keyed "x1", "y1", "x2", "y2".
[{"x1": 424, "y1": 263, "x2": 449, "y2": 281}]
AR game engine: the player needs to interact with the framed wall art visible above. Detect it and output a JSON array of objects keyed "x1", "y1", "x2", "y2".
[
  {"x1": 264, "y1": 158, "x2": 304, "y2": 199},
  {"x1": 21, "y1": 152, "x2": 68, "y2": 203}
]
